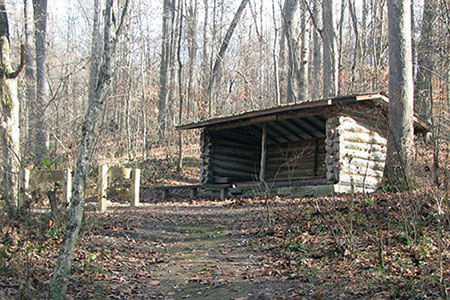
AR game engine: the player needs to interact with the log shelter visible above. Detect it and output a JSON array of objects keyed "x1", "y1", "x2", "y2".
[{"x1": 177, "y1": 93, "x2": 429, "y2": 196}]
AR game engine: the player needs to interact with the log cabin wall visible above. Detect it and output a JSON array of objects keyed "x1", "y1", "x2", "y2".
[
  {"x1": 200, "y1": 127, "x2": 262, "y2": 184},
  {"x1": 326, "y1": 111, "x2": 388, "y2": 193},
  {"x1": 266, "y1": 138, "x2": 326, "y2": 182}
]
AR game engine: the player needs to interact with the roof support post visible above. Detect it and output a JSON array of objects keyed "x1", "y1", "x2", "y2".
[{"x1": 259, "y1": 123, "x2": 267, "y2": 183}]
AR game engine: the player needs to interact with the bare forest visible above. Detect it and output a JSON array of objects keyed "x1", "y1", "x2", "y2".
[{"x1": 0, "y1": 0, "x2": 449, "y2": 298}]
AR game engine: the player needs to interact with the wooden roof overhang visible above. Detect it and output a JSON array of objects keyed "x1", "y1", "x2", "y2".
[{"x1": 176, "y1": 93, "x2": 431, "y2": 134}]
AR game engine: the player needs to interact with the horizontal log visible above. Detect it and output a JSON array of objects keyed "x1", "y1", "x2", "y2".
[
  {"x1": 269, "y1": 138, "x2": 325, "y2": 149},
  {"x1": 342, "y1": 141, "x2": 386, "y2": 154},
  {"x1": 211, "y1": 159, "x2": 260, "y2": 174},
  {"x1": 338, "y1": 172, "x2": 383, "y2": 187},
  {"x1": 211, "y1": 165, "x2": 257, "y2": 180},
  {"x1": 340, "y1": 131, "x2": 387, "y2": 146},
  {"x1": 108, "y1": 167, "x2": 132, "y2": 179},
  {"x1": 211, "y1": 153, "x2": 260, "y2": 168},
  {"x1": 267, "y1": 146, "x2": 322, "y2": 158},
  {"x1": 212, "y1": 138, "x2": 260, "y2": 150},
  {"x1": 212, "y1": 146, "x2": 260, "y2": 160},
  {"x1": 341, "y1": 112, "x2": 388, "y2": 131},
  {"x1": 341, "y1": 157, "x2": 385, "y2": 172},
  {"x1": 267, "y1": 160, "x2": 316, "y2": 172},
  {"x1": 341, "y1": 151, "x2": 386, "y2": 165},
  {"x1": 343, "y1": 164, "x2": 384, "y2": 178},
  {"x1": 266, "y1": 168, "x2": 315, "y2": 179},
  {"x1": 316, "y1": 167, "x2": 327, "y2": 176},
  {"x1": 267, "y1": 174, "x2": 319, "y2": 182},
  {"x1": 267, "y1": 153, "x2": 324, "y2": 164},
  {"x1": 341, "y1": 148, "x2": 386, "y2": 163},
  {"x1": 209, "y1": 131, "x2": 260, "y2": 145}
]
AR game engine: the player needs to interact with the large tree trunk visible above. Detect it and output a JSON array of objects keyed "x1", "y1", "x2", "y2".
[
  {"x1": 414, "y1": 0, "x2": 435, "y2": 122},
  {"x1": 157, "y1": 0, "x2": 175, "y2": 138},
  {"x1": 32, "y1": 0, "x2": 49, "y2": 167},
  {"x1": 0, "y1": 0, "x2": 24, "y2": 210},
  {"x1": 282, "y1": 0, "x2": 300, "y2": 103},
  {"x1": 298, "y1": 1, "x2": 309, "y2": 100},
  {"x1": 23, "y1": 0, "x2": 35, "y2": 158},
  {"x1": 206, "y1": 0, "x2": 250, "y2": 117},
  {"x1": 186, "y1": 0, "x2": 198, "y2": 117},
  {"x1": 311, "y1": 0, "x2": 321, "y2": 99},
  {"x1": 384, "y1": 0, "x2": 415, "y2": 191},
  {"x1": 271, "y1": 0, "x2": 280, "y2": 105},
  {"x1": 49, "y1": 0, "x2": 128, "y2": 298},
  {"x1": 322, "y1": 0, "x2": 338, "y2": 97}
]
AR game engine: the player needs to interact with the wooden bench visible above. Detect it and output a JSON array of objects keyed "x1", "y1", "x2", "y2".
[
  {"x1": 153, "y1": 178, "x2": 328, "y2": 201},
  {"x1": 154, "y1": 184, "x2": 230, "y2": 200}
]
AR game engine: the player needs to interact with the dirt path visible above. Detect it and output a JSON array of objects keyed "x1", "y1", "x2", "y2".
[{"x1": 105, "y1": 201, "x2": 303, "y2": 299}]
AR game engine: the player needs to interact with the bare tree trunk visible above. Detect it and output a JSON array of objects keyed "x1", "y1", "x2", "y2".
[
  {"x1": 186, "y1": 0, "x2": 198, "y2": 117},
  {"x1": 384, "y1": 0, "x2": 415, "y2": 191},
  {"x1": 88, "y1": 0, "x2": 101, "y2": 104},
  {"x1": 207, "y1": 0, "x2": 250, "y2": 117},
  {"x1": 282, "y1": 0, "x2": 300, "y2": 103},
  {"x1": 158, "y1": 0, "x2": 175, "y2": 138},
  {"x1": 298, "y1": 1, "x2": 309, "y2": 100},
  {"x1": 272, "y1": 0, "x2": 280, "y2": 105},
  {"x1": 322, "y1": 0, "x2": 338, "y2": 97},
  {"x1": 414, "y1": 0, "x2": 435, "y2": 122},
  {"x1": 23, "y1": 0, "x2": 35, "y2": 158},
  {"x1": 32, "y1": 0, "x2": 49, "y2": 166},
  {"x1": 311, "y1": 0, "x2": 321, "y2": 99},
  {"x1": 200, "y1": 0, "x2": 209, "y2": 118},
  {"x1": 0, "y1": 1, "x2": 24, "y2": 210},
  {"x1": 49, "y1": 1, "x2": 128, "y2": 298},
  {"x1": 348, "y1": 0, "x2": 360, "y2": 92},
  {"x1": 337, "y1": 0, "x2": 345, "y2": 94},
  {"x1": 177, "y1": 0, "x2": 184, "y2": 171}
]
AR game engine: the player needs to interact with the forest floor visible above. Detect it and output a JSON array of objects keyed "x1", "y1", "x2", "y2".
[{"x1": 0, "y1": 144, "x2": 449, "y2": 299}]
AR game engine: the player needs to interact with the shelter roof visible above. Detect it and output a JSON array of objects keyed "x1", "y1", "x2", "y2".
[{"x1": 176, "y1": 92, "x2": 430, "y2": 132}]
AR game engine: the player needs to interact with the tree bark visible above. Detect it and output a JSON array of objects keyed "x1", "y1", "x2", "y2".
[
  {"x1": 348, "y1": 0, "x2": 360, "y2": 91},
  {"x1": 49, "y1": 0, "x2": 128, "y2": 298},
  {"x1": 271, "y1": 0, "x2": 280, "y2": 105},
  {"x1": 322, "y1": 0, "x2": 338, "y2": 97},
  {"x1": 176, "y1": 0, "x2": 183, "y2": 171},
  {"x1": 0, "y1": 0, "x2": 24, "y2": 210},
  {"x1": 186, "y1": 0, "x2": 198, "y2": 117},
  {"x1": 384, "y1": 0, "x2": 415, "y2": 191},
  {"x1": 414, "y1": 0, "x2": 435, "y2": 122},
  {"x1": 32, "y1": 0, "x2": 49, "y2": 167},
  {"x1": 206, "y1": 0, "x2": 250, "y2": 117},
  {"x1": 23, "y1": 0, "x2": 35, "y2": 157},
  {"x1": 311, "y1": 0, "x2": 321, "y2": 99},
  {"x1": 282, "y1": 0, "x2": 300, "y2": 103},
  {"x1": 157, "y1": 0, "x2": 175, "y2": 138},
  {"x1": 88, "y1": 0, "x2": 101, "y2": 104},
  {"x1": 298, "y1": 1, "x2": 309, "y2": 100}
]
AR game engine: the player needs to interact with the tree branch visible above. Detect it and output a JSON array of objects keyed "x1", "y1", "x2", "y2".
[
  {"x1": 7, "y1": 44, "x2": 24, "y2": 79},
  {"x1": 302, "y1": 0, "x2": 323, "y2": 39}
]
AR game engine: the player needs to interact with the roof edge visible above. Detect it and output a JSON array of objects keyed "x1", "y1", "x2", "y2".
[{"x1": 176, "y1": 92, "x2": 387, "y2": 130}]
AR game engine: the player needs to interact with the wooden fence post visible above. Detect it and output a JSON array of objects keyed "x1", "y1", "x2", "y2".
[
  {"x1": 130, "y1": 168, "x2": 140, "y2": 207},
  {"x1": 98, "y1": 165, "x2": 109, "y2": 213}
]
